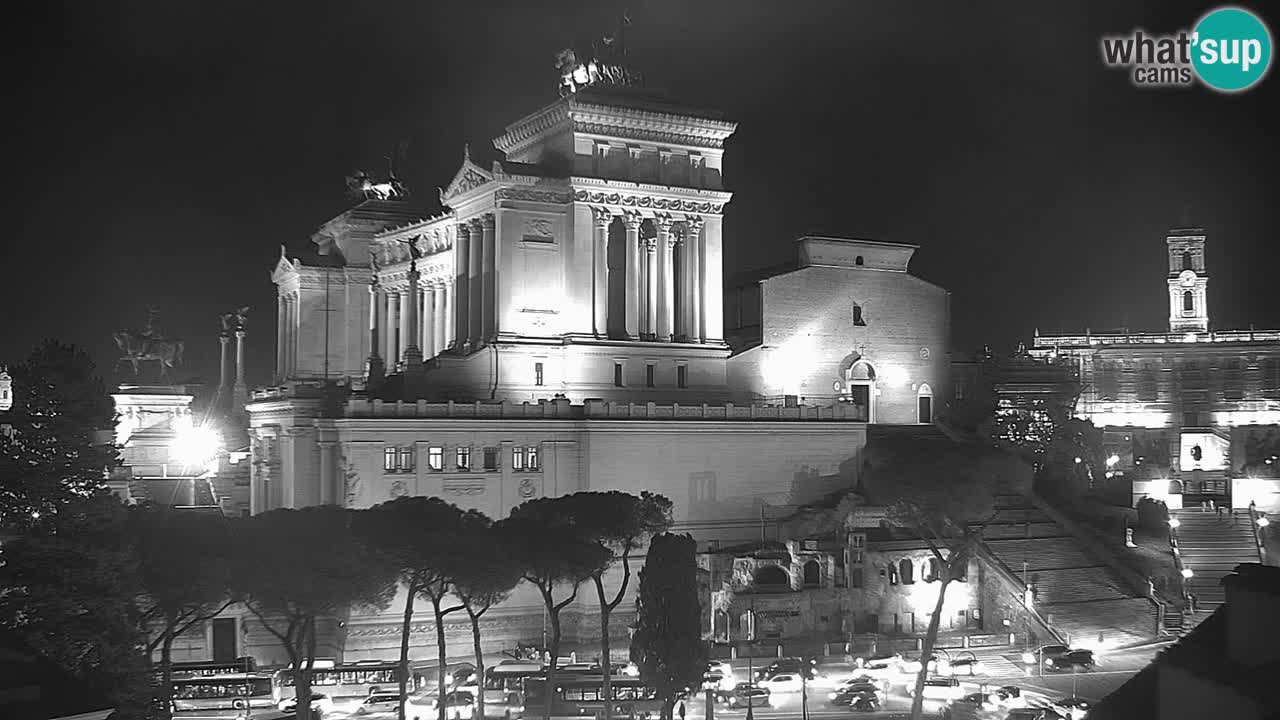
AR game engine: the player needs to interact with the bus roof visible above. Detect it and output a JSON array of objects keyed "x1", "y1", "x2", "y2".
[{"x1": 173, "y1": 673, "x2": 274, "y2": 682}]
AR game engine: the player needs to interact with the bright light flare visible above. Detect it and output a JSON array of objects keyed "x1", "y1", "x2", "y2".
[
  {"x1": 172, "y1": 424, "x2": 221, "y2": 471},
  {"x1": 880, "y1": 365, "x2": 909, "y2": 388},
  {"x1": 1181, "y1": 567, "x2": 1194, "y2": 579},
  {"x1": 1258, "y1": 517, "x2": 1271, "y2": 528},
  {"x1": 1168, "y1": 518, "x2": 1181, "y2": 529}
]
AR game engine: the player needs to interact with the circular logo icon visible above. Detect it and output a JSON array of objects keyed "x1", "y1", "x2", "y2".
[{"x1": 1192, "y1": 6, "x2": 1273, "y2": 92}]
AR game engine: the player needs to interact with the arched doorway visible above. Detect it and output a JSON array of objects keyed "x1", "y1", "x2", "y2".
[
  {"x1": 803, "y1": 560, "x2": 821, "y2": 587},
  {"x1": 845, "y1": 360, "x2": 876, "y2": 422},
  {"x1": 917, "y1": 383, "x2": 934, "y2": 424},
  {"x1": 753, "y1": 565, "x2": 790, "y2": 591}
]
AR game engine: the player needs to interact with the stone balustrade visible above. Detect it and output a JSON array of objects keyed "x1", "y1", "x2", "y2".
[{"x1": 341, "y1": 397, "x2": 868, "y2": 421}]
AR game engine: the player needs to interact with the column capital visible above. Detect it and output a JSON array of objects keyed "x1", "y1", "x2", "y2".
[
  {"x1": 645, "y1": 237, "x2": 658, "y2": 253},
  {"x1": 456, "y1": 221, "x2": 472, "y2": 237},
  {"x1": 654, "y1": 213, "x2": 675, "y2": 232},
  {"x1": 622, "y1": 210, "x2": 644, "y2": 230},
  {"x1": 684, "y1": 215, "x2": 705, "y2": 233},
  {"x1": 479, "y1": 213, "x2": 496, "y2": 230},
  {"x1": 591, "y1": 206, "x2": 613, "y2": 229},
  {"x1": 468, "y1": 216, "x2": 485, "y2": 231}
]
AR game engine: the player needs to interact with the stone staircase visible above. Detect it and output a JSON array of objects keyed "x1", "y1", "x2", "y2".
[
  {"x1": 982, "y1": 495, "x2": 1157, "y2": 649},
  {"x1": 1173, "y1": 508, "x2": 1261, "y2": 616}
]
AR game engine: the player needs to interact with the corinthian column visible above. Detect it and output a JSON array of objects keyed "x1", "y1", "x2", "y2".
[
  {"x1": 468, "y1": 218, "x2": 483, "y2": 349},
  {"x1": 402, "y1": 262, "x2": 424, "y2": 372},
  {"x1": 656, "y1": 214, "x2": 675, "y2": 342},
  {"x1": 685, "y1": 215, "x2": 705, "y2": 343},
  {"x1": 645, "y1": 236, "x2": 658, "y2": 339},
  {"x1": 433, "y1": 284, "x2": 447, "y2": 356},
  {"x1": 623, "y1": 211, "x2": 642, "y2": 340},
  {"x1": 366, "y1": 283, "x2": 384, "y2": 387},
  {"x1": 421, "y1": 283, "x2": 435, "y2": 359},
  {"x1": 480, "y1": 214, "x2": 496, "y2": 343},
  {"x1": 275, "y1": 295, "x2": 286, "y2": 381},
  {"x1": 455, "y1": 223, "x2": 471, "y2": 352},
  {"x1": 591, "y1": 207, "x2": 611, "y2": 337}
]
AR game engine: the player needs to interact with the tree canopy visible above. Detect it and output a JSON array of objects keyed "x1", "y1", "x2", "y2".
[
  {"x1": 0, "y1": 340, "x2": 117, "y2": 530},
  {"x1": 630, "y1": 533, "x2": 705, "y2": 720}
]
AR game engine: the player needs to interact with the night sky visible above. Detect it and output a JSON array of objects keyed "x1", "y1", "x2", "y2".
[{"x1": 9, "y1": 1, "x2": 1278, "y2": 390}]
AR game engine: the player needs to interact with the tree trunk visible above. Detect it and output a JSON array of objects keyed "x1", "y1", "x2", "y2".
[
  {"x1": 433, "y1": 597, "x2": 451, "y2": 720},
  {"x1": 542, "y1": 591, "x2": 563, "y2": 720},
  {"x1": 399, "y1": 581, "x2": 418, "y2": 720},
  {"x1": 908, "y1": 577, "x2": 951, "y2": 720},
  {"x1": 469, "y1": 609, "x2": 486, "y2": 720},
  {"x1": 596, "y1": 578, "x2": 613, "y2": 720},
  {"x1": 159, "y1": 628, "x2": 175, "y2": 720}
]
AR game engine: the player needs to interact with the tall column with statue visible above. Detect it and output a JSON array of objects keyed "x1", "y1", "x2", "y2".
[
  {"x1": 399, "y1": 237, "x2": 425, "y2": 373},
  {"x1": 656, "y1": 214, "x2": 675, "y2": 342},
  {"x1": 233, "y1": 308, "x2": 250, "y2": 409}
]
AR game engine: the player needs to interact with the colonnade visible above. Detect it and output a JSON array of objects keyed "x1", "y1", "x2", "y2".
[
  {"x1": 369, "y1": 281, "x2": 455, "y2": 369},
  {"x1": 592, "y1": 210, "x2": 707, "y2": 342}
]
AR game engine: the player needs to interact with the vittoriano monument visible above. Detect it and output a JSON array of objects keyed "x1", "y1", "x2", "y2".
[{"x1": 114, "y1": 307, "x2": 186, "y2": 383}]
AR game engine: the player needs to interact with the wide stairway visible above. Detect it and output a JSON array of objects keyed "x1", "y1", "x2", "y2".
[
  {"x1": 982, "y1": 495, "x2": 1157, "y2": 649},
  {"x1": 1173, "y1": 508, "x2": 1261, "y2": 617}
]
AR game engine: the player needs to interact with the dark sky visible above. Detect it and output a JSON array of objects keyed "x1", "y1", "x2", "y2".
[{"x1": 9, "y1": 1, "x2": 1278, "y2": 390}]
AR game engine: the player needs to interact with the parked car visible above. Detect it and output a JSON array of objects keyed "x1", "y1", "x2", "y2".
[
  {"x1": 941, "y1": 651, "x2": 980, "y2": 677},
  {"x1": 1022, "y1": 644, "x2": 1071, "y2": 666},
  {"x1": 1050, "y1": 696, "x2": 1092, "y2": 719},
  {"x1": 351, "y1": 693, "x2": 403, "y2": 719},
  {"x1": 714, "y1": 683, "x2": 770, "y2": 709},
  {"x1": 757, "y1": 673, "x2": 805, "y2": 694},
  {"x1": 1003, "y1": 710, "x2": 1049, "y2": 720},
  {"x1": 1045, "y1": 650, "x2": 1095, "y2": 673},
  {"x1": 755, "y1": 658, "x2": 818, "y2": 682},
  {"x1": 854, "y1": 653, "x2": 902, "y2": 679}
]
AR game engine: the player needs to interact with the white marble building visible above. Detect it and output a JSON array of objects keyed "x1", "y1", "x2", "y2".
[{"x1": 243, "y1": 82, "x2": 951, "y2": 664}]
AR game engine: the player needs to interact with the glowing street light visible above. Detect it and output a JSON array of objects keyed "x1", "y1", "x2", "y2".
[
  {"x1": 1106, "y1": 454, "x2": 1120, "y2": 467},
  {"x1": 1258, "y1": 516, "x2": 1271, "y2": 528},
  {"x1": 172, "y1": 423, "x2": 222, "y2": 473},
  {"x1": 1181, "y1": 567, "x2": 1194, "y2": 579},
  {"x1": 1168, "y1": 518, "x2": 1181, "y2": 529}
]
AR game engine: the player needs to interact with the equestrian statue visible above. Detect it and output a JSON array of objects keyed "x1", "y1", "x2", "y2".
[{"x1": 114, "y1": 307, "x2": 186, "y2": 382}]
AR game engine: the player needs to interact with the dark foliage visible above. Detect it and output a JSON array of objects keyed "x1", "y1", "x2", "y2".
[{"x1": 630, "y1": 533, "x2": 706, "y2": 720}]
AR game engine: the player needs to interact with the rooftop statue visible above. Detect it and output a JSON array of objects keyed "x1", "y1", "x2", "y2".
[
  {"x1": 556, "y1": 10, "x2": 642, "y2": 97},
  {"x1": 219, "y1": 306, "x2": 251, "y2": 335},
  {"x1": 114, "y1": 307, "x2": 185, "y2": 381}
]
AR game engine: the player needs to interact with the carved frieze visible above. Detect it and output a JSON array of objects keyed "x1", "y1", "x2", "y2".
[
  {"x1": 573, "y1": 190, "x2": 723, "y2": 215},
  {"x1": 443, "y1": 478, "x2": 486, "y2": 496},
  {"x1": 494, "y1": 188, "x2": 574, "y2": 204},
  {"x1": 524, "y1": 218, "x2": 554, "y2": 239},
  {"x1": 572, "y1": 121, "x2": 728, "y2": 150}
]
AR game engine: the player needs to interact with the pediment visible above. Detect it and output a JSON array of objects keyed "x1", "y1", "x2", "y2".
[
  {"x1": 271, "y1": 252, "x2": 300, "y2": 284},
  {"x1": 441, "y1": 154, "x2": 494, "y2": 203}
]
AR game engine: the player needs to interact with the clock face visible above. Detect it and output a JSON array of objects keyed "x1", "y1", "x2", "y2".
[{"x1": 1178, "y1": 269, "x2": 1197, "y2": 287}]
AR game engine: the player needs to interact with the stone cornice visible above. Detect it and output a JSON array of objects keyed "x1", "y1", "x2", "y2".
[
  {"x1": 494, "y1": 95, "x2": 737, "y2": 158},
  {"x1": 494, "y1": 187, "x2": 576, "y2": 205}
]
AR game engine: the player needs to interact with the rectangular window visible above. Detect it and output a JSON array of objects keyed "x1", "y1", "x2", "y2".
[
  {"x1": 483, "y1": 447, "x2": 498, "y2": 471},
  {"x1": 512, "y1": 446, "x2": 524, "y2": 470},
  {"x1": 398, "y1": 447, "x2": 414, "y2": 472},
  {"x1": 527, "y1": 445, "x2": 540, "y2": 471},
  {"x1": 534, "y1": 362, "x2": 544, "y2": 387},
  {"x1": 428, "y1": 446, "x2": 444, "y2": 472},
  {"x1": 384, "y1": 447, "x2": 397, "y2": 472},
  {"x1": 646, "y1": 364, "x2": 655, "y2": 388},
  {"x1": 455, "y1": 446, "x2": 471, "y2": 471},
  {"x1": 614, "y1": 362, "x2": 624, "y2": 387},
  {"x1": 677, "y1": 365, "x2": 688, "y2": 388}
]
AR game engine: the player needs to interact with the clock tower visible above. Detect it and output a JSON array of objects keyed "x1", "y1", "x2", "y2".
[{"x1": 1167, "y1": 228, "x2": 1209, "y2": 333}]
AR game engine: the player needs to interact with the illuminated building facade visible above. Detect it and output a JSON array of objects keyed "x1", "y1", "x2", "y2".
[
  {"x1": 1031, "y1": 228, "x2": 1280, "y2": 511},
  {"x1": 244, "y1": 81, "x2": 950, "y2": 664}
]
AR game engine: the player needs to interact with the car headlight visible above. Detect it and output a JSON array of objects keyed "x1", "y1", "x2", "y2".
[{"x1": 827, "y1": 693, "x2": 837, "y2": 700}]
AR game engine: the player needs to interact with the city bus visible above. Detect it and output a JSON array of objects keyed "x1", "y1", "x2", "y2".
[
  {"x1": 158, "y1": 658, "x2": 258, "y2": 682},
  {"x1": 274, "y1": 659, "x2": 415, "y2": 715},
  {"x1": 482, "y1": 661, "x2": 543, "y2": 718},
  {"x1": 171, "y1": 672, "x2": 287, "y2": 719},
  {"x1": 525, "y1": 676, "x2": 662, "y2": 720}
]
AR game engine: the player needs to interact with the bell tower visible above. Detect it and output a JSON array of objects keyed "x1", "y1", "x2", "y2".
[{"x1": 1167, "y1": 228, "x2": 1209, "y2": 333}]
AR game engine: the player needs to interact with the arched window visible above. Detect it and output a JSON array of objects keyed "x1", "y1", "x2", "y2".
[
  {"x1": 753, "y1": 565, "x2": 789, "y2": 589},
  {"x1": 1182, "y1": 251, "x2": 1193, "y2": 271},
  {"x1": 849, "y1": 361, "x2": 876, "y2": 381},
  {"x1": 852, "y1": 303, "x2": 866, "y2": 326},
  {"x1": 1183, "y1": 291, "x2": 1194, "y2": 313},
  {"x1": 803, "y1": 560, "x2": 821, "y2": 587},
  {"x1": 925, "y1": 557, "x2": 941, "y2": 582},
  {"x1": 898, "y1": 559, "x2": 915, "y2": 585},
  {"x1": 917, "y1": 383, "x2": 934, "y2": 424},
  {"x1": 855, "y1": 255, "x2": 865, "y2": 266}
]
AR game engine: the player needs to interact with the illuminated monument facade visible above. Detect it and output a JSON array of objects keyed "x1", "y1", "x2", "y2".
[
  {"x1": 1031, "y1": 228, "x2": 1280, "y2": 511},
  {"x1": 245, "y1": 60, "x2": 950, "y2": 662}
]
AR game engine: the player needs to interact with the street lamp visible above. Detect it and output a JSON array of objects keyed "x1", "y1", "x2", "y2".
[
  {"x1": 171, "y1": 423, "x2": 221, "y2": 474},
  {"x1": 1258, "y1": 516, "x2": 1271, "y2": 528},
  {"x1": 1181, "y1": 567, "x2": 1194, "y2": 579},
  {"x1": 1168, "y1": 518, "x2": 1181, "y2": 529}
]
